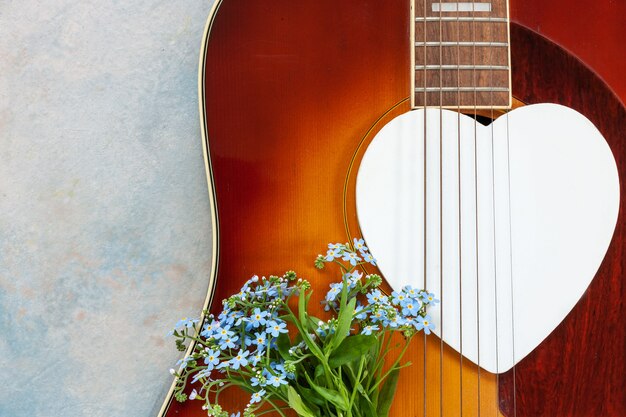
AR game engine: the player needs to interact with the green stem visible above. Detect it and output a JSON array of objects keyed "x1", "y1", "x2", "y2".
[
  {"x1": 264, "y1": 397, "x2": 288, "y2": 417},
  {"x1": 255, "y1": 405, "x2": 292, "y2": 416},
  {"x1": 368, "y1": 335, "x2": 413, "y2": 395},
  {"x1": 347, "y1": 356, "x2": 366, "y2": 417},
  {"x1": 365, "y1": 331, "x2": 392, "y2": 389}
]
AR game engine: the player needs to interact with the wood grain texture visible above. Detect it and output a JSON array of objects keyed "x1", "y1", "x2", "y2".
[
  {"x1": 498, "y1": 24, "x2": 626, "y2": 417},
  {"x1": 510, "y1": 0, "x2": 626, "y2": 104}
]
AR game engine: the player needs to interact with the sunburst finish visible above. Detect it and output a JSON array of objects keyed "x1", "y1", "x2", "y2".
[{"x1": 159, "y1": 1, "x2": 625, "y2": 416}]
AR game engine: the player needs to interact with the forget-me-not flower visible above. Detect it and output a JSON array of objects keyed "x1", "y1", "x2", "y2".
[
  {"x1": 204, "y1": 349, "x2": 221, "y2": 370},
  {"x1": 362, "y1": 252, "x2": 377, "y2": 266},
  {"x1": 250, "y1": 389, "x2": 266, "y2": 404},
  {"x1": 266, "y1": 320, "x2": 288, "y2": 337},
  {"x1": 249, "y1": 308, "x2": 268, "y2": 329},
  {"x1": 361, "y1": 324, "x2": 379, "y2": 335},
  {"x1": 401, "y1": 301, "x2": 420, "y2": 317},
  {"x1": 414, "y1": 315, "x2": 435, "y2": 334},
  {"x1": 342, "y1": 251, "x2": 362, "y2": 266},
  {"x1": 219, "y1": 336, "x2": 239, "y2": 350},
  {"x1": 230, "y1": 349, "x2": 249, "y2": 370},
  {"x1": 267, "y1": 373, "x2": 288, "y2": 387}
]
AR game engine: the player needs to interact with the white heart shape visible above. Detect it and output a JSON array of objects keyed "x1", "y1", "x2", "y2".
[{"x1": 356, "y1": 104, "x2": 620, "y2": 374}]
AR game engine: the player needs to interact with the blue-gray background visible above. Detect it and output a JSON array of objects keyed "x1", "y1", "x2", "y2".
[{"x1": 0, "y1": 1, "x2": 215, "y2": 415}]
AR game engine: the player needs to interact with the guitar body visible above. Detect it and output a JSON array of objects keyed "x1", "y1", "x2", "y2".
[{"x1": 162, "y1": 1, "x2": 625, "y2": 416}]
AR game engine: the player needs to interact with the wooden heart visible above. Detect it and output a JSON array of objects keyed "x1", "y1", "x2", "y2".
[{"x1": 356, "y1": 104, "x2": 620, "y2": 373}]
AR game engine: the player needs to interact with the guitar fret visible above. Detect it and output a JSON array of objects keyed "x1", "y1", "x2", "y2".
[
  {"x1": 412, "y1": 0, "x2": 511, "y2": 108},
  {"x1": 414, "y1": 87, "x2": 510, "y2": 92},
  {"x1": 415, "y1": 65, "x2": 509, "y2": 70},
  {"x1": 415, "y1": 17, "x2": 508, "y2": 22},
  {"x1": 415, "y1": 41, "x2": 508, "y2": 47}
]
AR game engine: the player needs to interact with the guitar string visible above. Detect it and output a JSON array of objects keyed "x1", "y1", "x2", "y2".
[
  {"x1": 488, "y1": 5, "x2": 500, "y2": 413},
  {"x1": 422, "y1": 0, "x2": 428, "y2": 415},
  {"x1": 438, "y1": 3, "x2": 444, "y2": 416},
  {"x1": 503, "y1": 4, "x2": 517, "y2": 412},
  {"x1": 505, "y1": 104, "x2": 517, "y2": 417},
  {"x1": 494, "y1": 5, "x2": 518, "y2": 415},
  {"x1": 472, "y1": 2, "x2": 482, "y2": 416},
  {"x1": 455, "y1": 4, "x2": 464, "y2": 417}
]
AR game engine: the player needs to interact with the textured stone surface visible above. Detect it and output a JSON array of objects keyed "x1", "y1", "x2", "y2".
[{"x1": 0, "y1": 1, "x2": 215, "y2": 415}]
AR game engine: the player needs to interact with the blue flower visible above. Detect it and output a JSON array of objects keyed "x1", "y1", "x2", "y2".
[
  {"x1": 267, "y1": 373, "x2": 288, "y2": 387},
  {"x1": 403, "y1": 286, "x2": 419, "y2": 298},
  {"x1": 176, "y1": 355, "x2": 195, "y2": 369},
  {"x1": 414, "y1": 315, "x2": 435, "y2": 334},
  {"x1": 361, "y1": 325, "x2": 379, "y2": 335},
  {"x1": 229, "y1": 349, "x2": 250, "y2": 370},
  {"x1": 401, "y1": 301, "x2": 419, "y2": 316},
  {"x1": 362, "y1": 252, "x2": 377, "y2": 266},
  {"x1": 325, "y1": 283, "x2": 342, "y2": 302},
  {"x1": 324, "y1": 248, "x2": 342, "y2": 262},
  {"x1": 391, "y1": 291, "x2": 407, "y2": 306},
  {"x1": 216, "y1": 326, "x2": 235, "y2": 341},
  {"x1": 342, "y1": 251, "x2": 361, "y2": 266},
  {"x1": 321, "y1": 299, "x2": 337, "y2": 312},
  {"x1": 316, "y1": 321, "x2": 329, "y2": 337},
  {"x1": 250, "y1": 374, "x2": 264, "y2": 387},
  {"x1": 354, "y1": 303, "x2": 367, "y2": 320},
  {"x1": 250, "y1": 389, "x2": 266, "y2": 404},
  {"x1": 219, "y1": 335, "x2": 239, "y2": 350},
  {"x1": 200, "y1": 320, "x2": 221, "y2": 338},
  {"x1": 250, "y1": 351, "x2": 264, "y2": 366},
  {"x1": 174, "y1": 317, "x2": 199, "y2": 329},
  {"x1": 370, "y1": 308, "x2": 387, "y2": 323},
  {"x1": 353, "y1": 238, "x2": 368, "y2": 252},
  {"x1": 274, "y1": 362, "x2": 295, "y2": 380},
  {"x1": 249, "y1": 308, "x2": 269, "y2": 328},
  {"x1": 328, "y1": 243, "x2": 344, "y2": 250},
  {"x1": 244, "y1": 336, "x2": 254, "y2": 347},
  {"x1": 204, "y1": 349, "x2": 221, "y2": 370},
  {"x1": 235, "y1": 287, "x2": 250, "y2": 301},
  {"x1": 252, "y1": 332, "x2": 267, "y2": 348},
  {"x1": 191, "y1": 368, "x2": 211, "y2": 383},
  {"x1": 344, "y1": 270, "x2": 362, "y2": 289},
  {"x1": 385, "y1": 314, "x2": 406, "y2": 328},
  {"x1": 266, "y1": 320, "x2": 288, "y2": 337},
  {"x1": 366, "y1": 289, "x2": 383, "y2": 304},
  {"x1": 420, "y1": 291, "x2": 440, "y2": 305}
]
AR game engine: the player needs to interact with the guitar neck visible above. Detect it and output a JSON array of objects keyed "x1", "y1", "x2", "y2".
[{"x1": 411, "y1": 0, "x2": 512, "y2": 109}]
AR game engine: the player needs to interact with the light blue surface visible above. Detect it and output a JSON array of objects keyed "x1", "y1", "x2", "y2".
[{"x1": 0, "y1": 1, "x2": 215, "y2": 415}]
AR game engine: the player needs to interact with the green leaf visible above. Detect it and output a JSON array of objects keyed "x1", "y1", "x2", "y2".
[
  {"x1": 276, "y1": 332, "x2": 292, "y2": 360},
  {"x1": 288, "y1": 386, "x2": 316, "y2": 417},
  {"x1": 366, "y1": 337, "x2": 379, "y2": 375},
  {"x1": 298, "y1": 386, "x2": 327, "y2": 407},
  {"x1": 304, "y1": 372, "x2": 350, "y2": 411},
  {"x1": 360, "y1": 394, "x2": 378, "y2": 417},
  {"x1": 376, "y1": 368, "x2": 400, "y2": 417},
  {"x1": 308, "y1": 315, "x2": 323, "y2": 330},
  {"x1": 331, "y1": 297, "x2": 356, "y2": 350},
  {"x1": 328, "y1": 335, "x2": 377, "y2": 368},
  {"x1": 288, "y1": 310, "x2": 324, "y2": 361}
]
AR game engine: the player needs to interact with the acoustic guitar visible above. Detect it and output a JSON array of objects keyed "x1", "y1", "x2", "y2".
[{"x1": 160, "y1": 1, "x2": 625, "y2": 416}]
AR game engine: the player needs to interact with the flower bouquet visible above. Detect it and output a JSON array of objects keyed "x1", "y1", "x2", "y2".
[{"x1": 169, "y1": 239, "x2": 437, "y2": 417}]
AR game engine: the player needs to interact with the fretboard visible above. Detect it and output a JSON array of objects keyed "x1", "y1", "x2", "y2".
[{"x1": 411, "y1": 0, "x2": 511, "y2": 109}]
